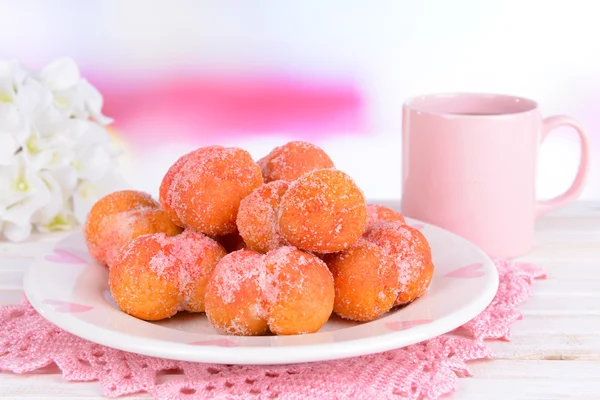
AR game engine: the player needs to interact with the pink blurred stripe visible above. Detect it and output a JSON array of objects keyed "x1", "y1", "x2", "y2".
[{"x1": 90, "y1": 73, "x2": 366, "y2": 146}]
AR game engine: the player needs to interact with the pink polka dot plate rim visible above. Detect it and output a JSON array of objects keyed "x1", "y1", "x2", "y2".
[{"x1": 23, "y1": 220, "x2": 498, "y2": 365}]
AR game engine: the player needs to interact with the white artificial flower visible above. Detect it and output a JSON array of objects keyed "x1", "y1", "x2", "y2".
[
  {"x1": 72, "y1": 144, "x2": 112, "y2": 181},
  {"x1": 39, "y1": 57, "x2": 80, "y2": 92},
  {"x1": 15, "y1": 77, "x2": 68, "y2": 137},
  {"x1": 53, "y1": 84, "x2": 88, "y2": 120},
  {"x1": 64, "y1": 118, "x2": 110, "y2": 146},
  {"x1": 79, "y1": 79, "x2": 113, "y2": 125},
  {"x1": 34, "y1": 209, "x2": 77, "y2": 233},
  {"x1": 34, "y1": 170, "x2": 63, "y2": 221},
  {"x1": 0, "y1": 59, "x2": 28, "y2": 104},
  {"x1": 22, "y1": 126, "x2": 76, "y2": 171},
  {"x1": 14, "y1": 77, "x2": 52, "y2": 116},
  {"x1": 32, "y1": 170, "x2": 77, "y2": 233},
  {"x1": 66, "y1": 120, "x2": 114, "y2": 181},
  {"x1": 0, "y1": 154, "x2": 51, "y2": 238},
  {"x1": 47, "y1": 165, "x2": 78, "y2": 200},
  {"x1": 0, "y1": 103, "x2": 29, "y2": 165},
  {"x1": 50, "y1": 78, "x2": 113, "y2": 125},
  {"x1": 39, "y1": 58, "x2": 112, "y2": 125},
  {"x1": 0, "y1": 57, "x2": 124, "y2": 241}
]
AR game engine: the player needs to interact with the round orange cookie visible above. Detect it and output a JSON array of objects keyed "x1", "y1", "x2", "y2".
[
  {"x1": 204, "y1": 250, "x2": 270, "y2": 336},
  {"x1": 109, "y1": 234, "x2": 181, "y2": 321},
  {"x1": 363, "y1": 221, "x2": 434, "y2": 305},
  {"x1": 97, "y1": 207, "x2": 182, "y2": 267},
  {"x1": 169, "y1": 146, "x2": 263, "y2": 236},
  {"x1": 204, "y1": 247, "x2": 334, "y2": 335},
  {"x1": 264, "y1": 246, "x2": 334, "y2": 335},
  {"x1": 109, "y1": 232, "x2": 226, "y2": 321},
  {"x1": 236, "y1": 180, "x2": 289, "y2": 253},
  {"x1": 258, "y1": 141, "x2": 334, "y2": 183},
  {"x1": 324, "y1": 239, "x2": 398, "y2": 322},
  {"x1": 278, "y1": 169, "x2": 367, "y2": 253},
  {"x1": 366, "y1": 204, "x2": 406, "y2": 226},
  {"x1": 84, "y1": 190, "x2": 182, "y2": 267}
]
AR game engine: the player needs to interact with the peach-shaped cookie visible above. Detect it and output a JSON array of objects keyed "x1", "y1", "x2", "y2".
[
  {"x1": 204, "y1": 247, "x2": 334, "y2": 336},
  {"x1": 366, "y1": 204, "x2": 406, "y2": 226},
  {"x1": 264, "y1": 247, "x2": 334, "y2": 335},
  {"x1": 97, "y1": 208, "x2": 182, "y2": 267},
  {"x1": 109, "y1": 234, "x2": 181, "y2": 321},
  {"x1": 278, "y1": 169, "x2": 367, "y2": 253},
  {"x1": 204, "y1": 250, "x2": 269, "y2": 336},
  {"x1": 84, "y1": 190, "x2": 181, "y2": 267},
  {"x1": 236, "y1": 180, "x2": 289, "y2": 253},
  {"x1": 170, "y1": 146, "x2": 263, "y2": 236},
  {"x1": 258, "y1": 141, "x2": 334, "y2": 183},
  {"x1": 363, "y1": 221, "x2": 434, "y2": 305},
  {"x1": 324, "y1": 239, "x2": 398, "y2": 322},
  {"x1": 109, "y1": 232, "x2": 226, "y2": 321}
]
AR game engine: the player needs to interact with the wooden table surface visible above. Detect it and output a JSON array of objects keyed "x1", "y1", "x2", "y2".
[{"x1": 1, "y1": 201, "x2": 599, "y2": 399}]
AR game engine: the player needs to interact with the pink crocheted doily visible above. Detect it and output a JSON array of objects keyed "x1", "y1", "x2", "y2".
[{"x1": 0, "y1": 259, "x2": 544, "y2": 399}]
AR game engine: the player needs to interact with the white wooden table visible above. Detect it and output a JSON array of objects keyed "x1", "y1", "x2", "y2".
[{"x1": 1, "y1": 202, "x2": 599, "y2": 399}]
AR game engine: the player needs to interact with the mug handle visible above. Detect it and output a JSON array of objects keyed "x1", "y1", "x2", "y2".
[{"x1": 536, "y1": 115, "x2": 590, "y2": 218}]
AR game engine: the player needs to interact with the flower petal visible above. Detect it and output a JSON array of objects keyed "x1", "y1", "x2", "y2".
[
  {"x1": 0, "y1": 60, "x2": 28, "y2": 103},
  {"x1": 79, "y1": 79, "x2": 113, "y2": 125},
  {"x1": 14, "y1": 78, "x2": 53, "y2": 118},
  {"x1": 3, "y1": 177, "x2": 50, "y2": 225},
  {"x1": 74, "y1": 145, "x2": 111, "y2": 181},
  {"x1": 0, "y1": 59, "x2": 29, "y2": 83},
  {"x1": 48, "y1": 166, "x2": 78, "y2": 198},
  {"x1": 0, "y1": 103, "x2": 29, "y2": 145},
  {"x1": 34, "y1": 210, "x2": 76, "y2": 233},
  {"x1": 40, "y1": 58, "x2": 80, "y2": 91},
  {"x1": 2, "y1": 153, "x2": 51, "y2": 222},
  {"x1": 0, "y1": 134, "x2": 19, "y2": 165},
  {"x1": 2, "y1": 220, "x2": 32, "y2": 242},
  {"x1": 23, "y1": 131, "x2": 75, "y2": 170},
  {"x1": 32, "y1": 171, "x2": 64, "y2": 225}
]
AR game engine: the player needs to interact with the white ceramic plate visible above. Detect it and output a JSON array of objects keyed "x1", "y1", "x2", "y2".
[{"x1": 24, "y1": 219, "x2": 498, "y2": 365}]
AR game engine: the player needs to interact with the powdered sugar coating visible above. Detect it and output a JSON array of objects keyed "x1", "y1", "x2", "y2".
[
  {"x1": 204, "y1": 250, "x2": 269, "y2": 336},
  {"x1": 109, "y1": 233, "x2": 182, "y2": 321},
  {"x1": 324, "y1": 238, "x2": 398, "y2": 322},
  {"x1": 109, "y1": 231, "x2": 226, "y2": 321},
  {"x1": 366, "y1": 204, "x2": 406, "y2": 226},
  {"x1": 264, "y1": 246, "x2": 334, "y2": 335},
  {"x1": 258, "y1": 141, "x2": 334, "y2": 183},
  {"x1": 237, "y1": 180, "x2": 289, "y2": 253},
  {"x1": 169, "y1": 146, "x2": 263, "y2": 236},
  {"x1": 98, "y1": 208, "x2": 182, "y2": 268},
  {"x1": 84, "y1": 190, "x2": 164, "y2": 266},
  {"x1": 262, "y1": 246, "x2": 306, "y2": 305},
  {"x1": 363, "y1": 221, "x2": 434, "y2": 305},
  {"x1": 204, "y1": 246, "x2": 334, "y2": 335},
  {"x1": 147, "y1": 245, "x2": 179, "y2": 279},
  {"x1": 278, "y1": 169, "x2": 367, "y2": 253},
  {"x1": 173, "y1": 230, "x2": 227, "y2": 312},
  {"x1": 159, "y1": 148, "x2": 206, "y2": 227}
]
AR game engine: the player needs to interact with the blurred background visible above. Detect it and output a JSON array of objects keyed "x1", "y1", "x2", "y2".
[{"x1": 2, "y1": 0, "x2": 598, "y2": 201}]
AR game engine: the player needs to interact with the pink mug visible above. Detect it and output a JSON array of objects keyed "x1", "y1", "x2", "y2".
[{"x1": 401, "y1": 93, "x2": 590, "y2": 258}]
